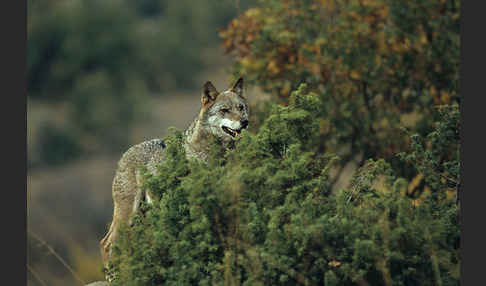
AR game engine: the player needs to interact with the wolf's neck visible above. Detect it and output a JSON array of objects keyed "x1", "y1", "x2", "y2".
[{"x1": 183, "y1": 113, "x2": 212, "y2": 162}]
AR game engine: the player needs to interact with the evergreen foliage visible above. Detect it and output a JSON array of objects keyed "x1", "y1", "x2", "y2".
[{"x1": 110, "y1": 87, "x2": 460, "y2": 285}]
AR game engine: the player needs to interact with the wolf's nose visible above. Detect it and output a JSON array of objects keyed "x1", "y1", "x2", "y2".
[{"x1": 241, "y1": 119, "x2": 249, "y2": 129}]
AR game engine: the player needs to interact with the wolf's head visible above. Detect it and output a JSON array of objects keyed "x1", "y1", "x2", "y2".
[{"x1": 199, "y1": 77, "x2": 249, "y2": 145}]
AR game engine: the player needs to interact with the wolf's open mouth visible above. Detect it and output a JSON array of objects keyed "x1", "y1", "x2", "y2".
[{"x1": 222, "y1": 126, "x2": 242, "y2": 138}]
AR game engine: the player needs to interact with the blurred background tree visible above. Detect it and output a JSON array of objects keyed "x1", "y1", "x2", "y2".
[{"x1": 220, "y1": 0, "x2": 460, "y2": 183}]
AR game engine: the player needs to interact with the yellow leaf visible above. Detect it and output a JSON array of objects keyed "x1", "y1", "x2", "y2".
[
  {"x1": 311, "y1": 63, "x2": 321, "y2": 75},
  {"x1": 240, "y1": 57, "x2": 250, "y2": 67},
  {"x1": 408, "y1": 173, "x2": 424, "y2": 194},
  {"x1": 320, "y1": 0, "x2": 336, "y2": 12},
  {"x1": 267, "y1": 60, "x2": 280, "y2": 75},
  {"x1": 420, "y1": 33, "x2": 428, "y2": 45},
  {"x1": 328, "y1": 260, "x2": 341, "y2": 267},
  {"x1": 412, "y1": 199, "x2": 420, "y2": 207},
  {"x1": 281, "y1": 81, "x2": 291, "y2": 96},
  {"x1": 440, "y1": 91, "x2": 451, "y2": 104},
  {"x1": 446, "y1": 188, "x2": 457, "y2": 201},
  {"x1": 404, "y1": 38, "x2": 411, "y2": 49},
  {"x1": 245, "y1": 8, "x2": 261, "y2": 17},
  {"x1": 379, "y1": 6, "x2": 389, "y2": 18}
]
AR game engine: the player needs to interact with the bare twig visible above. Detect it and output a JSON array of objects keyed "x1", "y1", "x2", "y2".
[
  {"x1": 440, "y1": 173, "x2": 459, "y2": 186},
  {"x1": 27, "y1": 264, "x2": 48, "y2": 286},
  {"x1": 347, "y1": 174, "x2": 366, "y2": 204},
  {"x1": 28, "y1": 230, "x2": 86, "y2": 285}
]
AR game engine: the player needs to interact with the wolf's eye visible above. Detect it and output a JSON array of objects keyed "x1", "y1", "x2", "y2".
[{"x1": 221, "y1": 108, "x2": 230, "y2": 114}]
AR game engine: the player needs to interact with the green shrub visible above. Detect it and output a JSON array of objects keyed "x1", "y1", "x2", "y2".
[{"x1": 110, "y1": 86, "x2": 459, "y2": 285}]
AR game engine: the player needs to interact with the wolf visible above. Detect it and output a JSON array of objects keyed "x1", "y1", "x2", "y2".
[{"x1": 99, "y1": 77, "x2": 249, "y2": 273}]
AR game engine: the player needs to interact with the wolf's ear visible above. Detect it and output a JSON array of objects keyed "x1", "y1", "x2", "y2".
[
  {"x1": 231, "y1": 77, "x2": 244, "y2": 98},
  {"x1": 202, "y1": 81, "x2": 219, "y2": 106}
]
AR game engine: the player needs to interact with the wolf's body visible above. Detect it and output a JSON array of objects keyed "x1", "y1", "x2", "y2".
[{"x1": 100, "y1": 78, "x2": 248, "y2": 272}]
